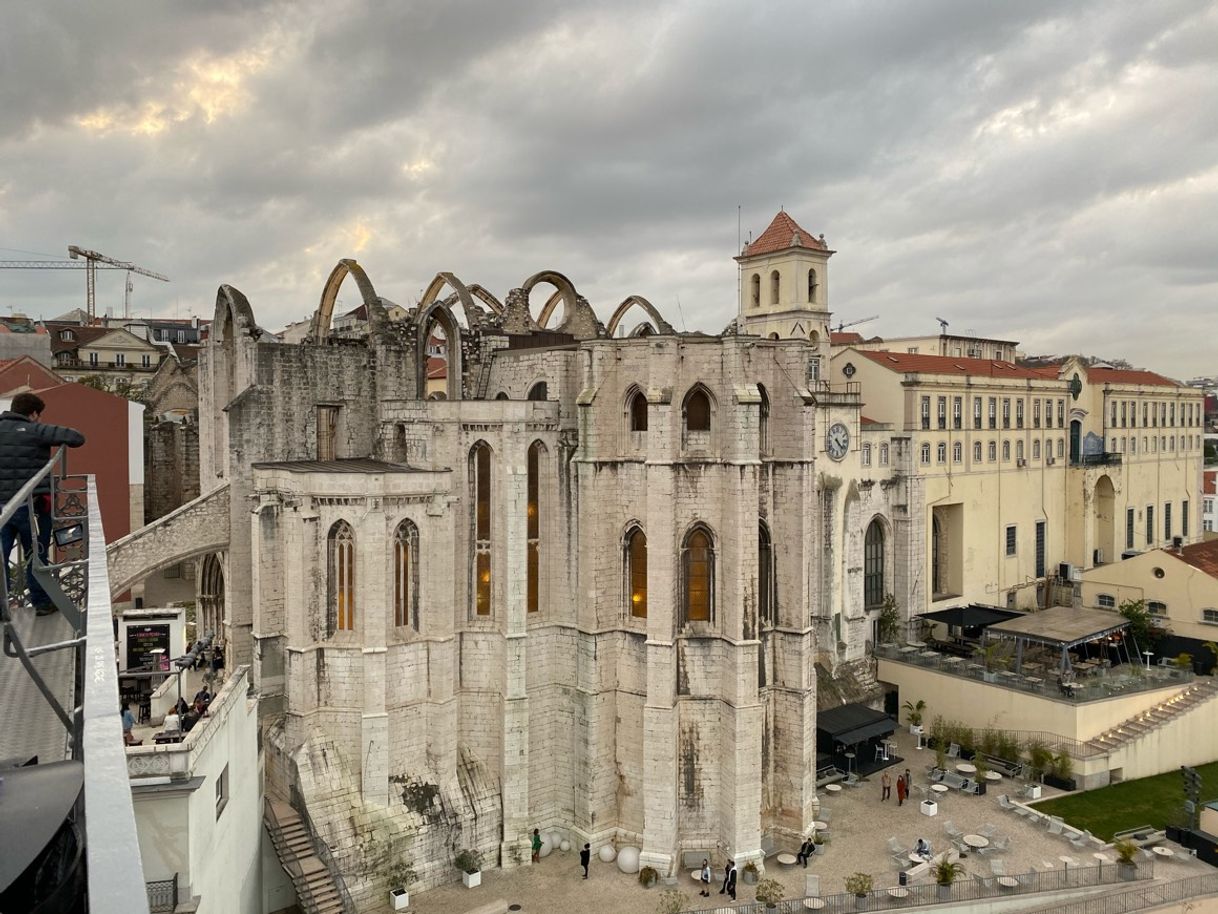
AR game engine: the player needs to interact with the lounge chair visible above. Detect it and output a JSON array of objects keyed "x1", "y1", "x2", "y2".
[
  {"x1": 997, "y1": 794, "x2": 1015, "y2": 811},
  {"x1": 943, "y1": 821, "x2": 963, "y2": 839},
  {"x1": 1048, "y1": 817, "x2": 1064, "y2": 835},
  {"x1": 1070, "y1": 830, "x2": 1093, "y2": 848},
  {"x1": 982, "y1": 834, "x2": 1010, "y2": 855},
  {"x1": 887, "y1": 837, "x2": 905, "y2": 855},
  {"x1": 979, "y1": 824, "x2": 997, "y2": 838},
  {"x1": 947, "y1": 743, "x2": 961, "y2": 758},
  {"x1": 989, "y1": 859, "x2": 1007, "y2": 876}
]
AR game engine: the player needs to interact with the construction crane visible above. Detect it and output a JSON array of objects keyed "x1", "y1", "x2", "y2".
[
  {"x1": 68, "y1": 246, "x2": 169, "y2": 321},
  {"x1": 0, "y1": 248, "x2": 169, "y2": 321},
  {"x1": 834, "y1": 314, "x2": 878, "y2": 334}
]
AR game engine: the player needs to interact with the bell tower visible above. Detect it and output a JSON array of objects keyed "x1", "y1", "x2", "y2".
[{"x1": 735, "y1": 211, "x2": 834, "y2": 350}]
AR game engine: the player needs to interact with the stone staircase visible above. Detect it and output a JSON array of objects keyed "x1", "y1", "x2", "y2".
[
  {"x1": 1088, "y1": 678, "x2": 1218, "y2": 752},
  {"x1": 264, "y1": 796, "x2": 350, "y2": 914}
]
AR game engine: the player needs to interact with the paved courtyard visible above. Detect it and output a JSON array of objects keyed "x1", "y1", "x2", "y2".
[{"x1": 399, "y1": 728, "x2": 1210, "y2": 914}]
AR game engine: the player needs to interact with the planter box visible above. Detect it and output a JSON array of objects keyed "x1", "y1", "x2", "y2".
[
  {"x1": 1118, "y1": 863, "x2": 1138, "y2": 882},
  {"x1": 920, "y1": 800, "x2": 938, "y2": 817},
  {"x1": 1044, "y1": 774, "x2": 1077, "y2": 792},
  {"x1": 390, "y1": 888, "x2": 410, "y2": 910},
  {"x1": 462, "y1": 870, "x2": 482, "y2": 889},
  {"x1": 742, "y1": 869, "x2": 759, "y2": 885},
  {"x1": 1024, "y1": 784, "x2": 1042, "y2": 800},
  {"x1": 937, "y1": 885, "x2": 952, "y2": 901},
  {"x1": 910, "y1": 724, "x2": 924, "y2": 737}
]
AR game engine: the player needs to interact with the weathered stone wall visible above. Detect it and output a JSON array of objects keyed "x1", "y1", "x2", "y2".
[{"x1": 145, "y1": 417, "x2": 200, "y2": 523}]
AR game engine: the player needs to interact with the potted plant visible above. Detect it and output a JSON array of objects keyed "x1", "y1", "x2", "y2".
[
  {"x1": 902, "y1": 699, "x2": 927, "y2": 734},
  {"x1": 1026, "y1": 739, "x2": 1053, "y2": 783},
  {"x1": 845, "y1": 872, "x2": 873, "y2": 908},
  {"x1": 972, "y1": 756, "x2": 989, "y2": 795},
  {"x1": 1114, "y1": 840, "x2": 1138, "y2": 881},
  {"x1": 813, "y1": 833, "x2": 827, "y2": 854},
  {"x1": 742, "y1": 860, "x2": 760, "y2": 884},
  {"x1": 934, "y1": 742, "x2": 947, "y2": 774},
  {"x1": 1044, "y1": 751, "x2": 1076, "y2": 791},
  {"x1": 933, "y1": 859, "x2": 964, "y2": 900},
  {"x1": 387, "y1": 861, "x2": 416, "y2": 910},
  {"x1": 655, "y1": 888, "x2": 688, "y2": 914},
  {"x1": 638, "y1": 866, "x2": 659, "y2": 889},
  {"x1": 455, "y1": 849, "x2": 483, "y2": 889},
  {"x1": 755, "y1": 877, "x2": 785, "y2": 910}
]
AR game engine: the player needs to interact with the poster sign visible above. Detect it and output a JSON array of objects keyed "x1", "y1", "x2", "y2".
[{"x1": 127, "y1": 624, "x2": 171, "y2": 669}]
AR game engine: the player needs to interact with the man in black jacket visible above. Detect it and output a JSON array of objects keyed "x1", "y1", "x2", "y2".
[{"x1": 1, "y1": 392, "x2": 86, "y2": 615}]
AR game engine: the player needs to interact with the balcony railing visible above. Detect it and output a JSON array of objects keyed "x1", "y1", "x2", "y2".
[
  {"x1": 1071, "y1": 452, "x2": 1123, "y2": 467},
  {"x1": 876, "y1": 642, "x2": 1191, "y2": 706},
  {"x1": 0, "y1": 449, "x2": 149, "y2": 913},
  {"x1": 54, "y1": 357, "x2": 159, "y2": 372}
]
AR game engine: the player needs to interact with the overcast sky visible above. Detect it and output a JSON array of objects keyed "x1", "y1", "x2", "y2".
[{"x1": 2, "y1": 1, "x2": 1215, "y2": 376}]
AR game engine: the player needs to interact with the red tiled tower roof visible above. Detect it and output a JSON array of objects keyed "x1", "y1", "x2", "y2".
[
  {"x1": 740, "y1": 211, "x2": 829, "y2": 258},
  {"x1": 1086, "y1": 367, "x2": 1179, "y2": 388}
]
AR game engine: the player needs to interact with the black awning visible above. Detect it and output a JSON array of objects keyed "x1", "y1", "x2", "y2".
[
  {"x1": 817, "y1": 702, "x2": 896, "y2": 747},
  {"x1": 918, "y1": 605, "x2": 1024, "y2": 630}
]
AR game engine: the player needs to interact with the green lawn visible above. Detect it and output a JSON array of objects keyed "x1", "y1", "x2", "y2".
[{"x1": 1034, "y1": 761, "x2": 1218, "y2": 840}]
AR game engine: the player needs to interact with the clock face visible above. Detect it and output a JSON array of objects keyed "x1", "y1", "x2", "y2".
[{"x1": 826, "y1": 422, "x2": 849, "y2": 460}]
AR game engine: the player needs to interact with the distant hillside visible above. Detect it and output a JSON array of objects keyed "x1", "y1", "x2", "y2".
[{"x1": 1018, "y1": 354, "x2": 1135, "y2": 370}]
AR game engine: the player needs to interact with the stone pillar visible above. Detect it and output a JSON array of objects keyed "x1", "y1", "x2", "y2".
[
  {"x1": 362, "y1": 647, "x2": 389, "y2": 806},
  {"x1": 500, "y1": 458, "x2": 531, "y2": 868}
]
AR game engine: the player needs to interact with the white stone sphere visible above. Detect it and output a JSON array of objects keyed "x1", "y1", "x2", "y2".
[
  {"x1": 549, "y1": 830, "x2": 563, "y2": 850},
  {"x1": 616, "y1": 845, "x2": 641, "y2": 874},
  {"x1": 559, "y1": 839, "x2": 571, "y2": 853},
  {"x1": 598, "y1": 845, "x2": 616, "y2": 863},
  {"x1": 539, "y1": 837, "x2": 554, "y2": 858}
]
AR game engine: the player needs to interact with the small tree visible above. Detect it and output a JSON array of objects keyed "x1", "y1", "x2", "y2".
[
  {"x1": 755, "y1": 878, "x2": 785, "y2": 908},
  {"x1": 1120, "y1": 599, "x2": 1165, "y2": 654},
  {"x1": 902, "y1": 699, "x2": 926, "y2": 728},
  {"x1": 845, "y1": 872, "x2": 873, "y2": 897},
  {"x1": 1113, "y1": 839, "x2": 1138, "y2": 866},
  {"x1": 933, "y1": 859, "x2": 965, "y2": 886},
  {"x1": 454, "y1": 849, "x2": 482, "y2": 874},
  {"x1": 877, "y1": 593, "x2": 902, "y2": 643},
  {"x1": 1025, "y1": 739, "x2": 1053, "y2": 781},
  {"x1": 656, "y1": 889, "x2": 688, "y2": 914},
  {"x1": 1203, "y1": 642, "x2": 1218, "y2": 674}
]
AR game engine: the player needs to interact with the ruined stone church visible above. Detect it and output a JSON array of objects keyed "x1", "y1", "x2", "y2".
[{"x1": 198, "y1": 212, "x2": 910, "y2": 901}]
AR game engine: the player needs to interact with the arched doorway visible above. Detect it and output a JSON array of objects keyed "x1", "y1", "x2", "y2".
[
  {"x1": 198, "y1": 552, "x2": 225, "y2": 646},
  {"x1": 1093, "y1": 476, "x2": 1115, "y2": 565}
]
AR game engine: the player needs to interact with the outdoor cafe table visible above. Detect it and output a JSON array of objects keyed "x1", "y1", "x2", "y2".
[
  {"x1": 1152, "y1": 846, "x2": 1175, "y2": 858},
  {"x1": 931, "y1": 784, "x2": 950, "y2": 795},
  {"x1": 963, "y1": 835, "x2": 989, "y2": 849},
  {"x1": 955, "y1": 763, "x2": 977, "y2": 775},
  {"x1": 813, "y1": 821, "x2": 829, "y2": 831},
  {"x1": 985, "y1": 771, "x2": 1003, "y2": 782},
  {"x1": 887, "y1": 888, "x2": 910, "y2": 899}
]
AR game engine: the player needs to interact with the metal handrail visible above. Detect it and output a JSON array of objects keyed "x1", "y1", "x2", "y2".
[{"x1": 1018, "y1": 871, "x2": 1218, "y2": 914}]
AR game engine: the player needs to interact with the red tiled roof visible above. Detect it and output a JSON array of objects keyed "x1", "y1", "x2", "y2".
[
  {"x1": 426, "y1": 356, "x2": 447, "y2": 380},
  {"x1": 44, "y1": 323, "x2": 110, "y2": 354},
  {"x1": 831, "y1": 331, "x2": 864, "y2": 345},
  {"x1": 741, "y1": 211, "x2": 829, "y2": 258},
  {"x1": 854, "y1": 349, "x2": 1057, "y2": 381},
  {"x1": 1087, "y1": 367, "x2": 1179, "y2": 388},
  {"x1": 1169, "y1": 539, "x2": 1218, "y2": 579}
]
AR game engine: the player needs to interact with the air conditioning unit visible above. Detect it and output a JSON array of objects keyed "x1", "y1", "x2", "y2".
[
  {"x1": 1016, "y1": 458, "x2": 1027, "y2": 468},
  {"x1": 1058, "y1": 562, "x2": 1076, "y2": 582},
  {"x1": 1094, "y1": 548, "x2": 1105, "y2": 565}
]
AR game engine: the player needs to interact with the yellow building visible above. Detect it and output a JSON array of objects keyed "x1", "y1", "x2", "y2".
[{"x1": 831, "y1": 348, "x2": 1205, "y2": 614}]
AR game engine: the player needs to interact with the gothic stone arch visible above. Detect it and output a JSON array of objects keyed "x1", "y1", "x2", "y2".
[{"x1": 309, "y1": 259, "x2": 388, "y2": 342}]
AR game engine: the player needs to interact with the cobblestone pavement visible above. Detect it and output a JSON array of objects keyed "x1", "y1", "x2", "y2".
[
  {"x1": 0, "y1": 604, "x2": 74, "y2": 763},
  {"x1": 401, "y1": 728, "x2": 1209, "y2": 914}
]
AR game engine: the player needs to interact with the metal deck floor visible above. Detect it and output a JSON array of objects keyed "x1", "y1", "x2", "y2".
[{"x1": 0, "y1": 606, "x2": 76, "y2": 763}]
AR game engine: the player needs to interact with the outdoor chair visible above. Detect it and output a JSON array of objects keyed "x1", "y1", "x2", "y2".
[
  {"x1": 1048, "y1": 817, "x2": 1065, "y2": 835},
  {"x1": 947, "y1": 742, "x2": 961, "y2": 758},
  {"x1": 1070, "y1": 830, "x2": 1093, "y2": 848},
  {"x1": 887, "y1": 837, "x2": 905, "y2": 855},
  {"x1": 943, "y1": 821, "x2": 963, "y2": 839},
  {"x1": 979, "y1": 824, "x2": 996, "y2": 838},
  {"x1": 982, "y1": 834, "x2": 1010, "y2": 855},
  {"x1": 997, "y1": 794, "x2": 1015, "y2": 811},
  {"x1": 874, "y1": 745, "x2": 886, "y2": 762},
  {"x1": 989, "y1": 859, "x2": 1007, "y2": 876}
]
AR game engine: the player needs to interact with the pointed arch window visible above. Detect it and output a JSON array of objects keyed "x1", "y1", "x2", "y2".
[
  {"x1": 527, "y1": 441, "x2": 543, "y2": 613},
  {"x1": 682, "y1": 526, "x2": 715, "y2": 624},
  {"x1": 328, "y1": 520, "x2": 355, "y2": 634},
  {"x1": 393, "y1": 520, "x2": 419, "y2": 630},
  {"x1": 471, "y1": 442, "x2": 493, "y2": 616},
  {"x1": 629, "y1": 389, "x2": 648, "y2": 432},
  {"x1": 864, "y1": 519, "x2": 885, "y2": 611},
  {"x1": 759, "y1": 522, "x2": 775, "y2": 625},
  {"x1": 684, "y1": 387, "x2": 712, "y2": 433},
  {"x1": 625, "y1": 526, "x2": 647, "y2": 618},
  {"x1": 770, "y1": 270, "x2": 781, "y2": 305},
  {"x1": 758, "y1": 384, "x2": 770, "y2": 455}
]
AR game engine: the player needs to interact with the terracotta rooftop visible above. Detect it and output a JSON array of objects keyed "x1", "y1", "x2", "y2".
[
  {"x1": 44, "y1": 323, "x2": 111, "y2": 354},
  {"x1": 854, "y1": 349, "x2": 1058, "y2": 381},
  {"x1": 831, "y1": 331, "x2": 864, "y2": 345},
  {"x1": 426, "y1": 356, "x2": 447, "y2": 380},
  {"x1": 1169, "y1": 539, "x2": 1218, "y2": 579},
  {"x1": 1087, "y1": 366, "x2": 1180, "y2": 388},
  {"x1": 740, "y1": 211, "x2": 829, "y2": 258}
]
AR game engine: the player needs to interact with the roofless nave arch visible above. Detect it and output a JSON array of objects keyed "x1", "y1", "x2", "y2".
[{"x1": 107, "y1": 260, "x2": 676, "y2": 602}]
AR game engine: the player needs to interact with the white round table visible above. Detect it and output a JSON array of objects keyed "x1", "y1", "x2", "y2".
[
  {"x1": 1093, "y1": 853, "x2": 1112, "y2": 863},
  {"x1": 997, "y1": 877, "x2": 1018, "y2": 889},
  {"x1": 825, "y1": 783, "x2": 843, "y2": 793},
  {"x1": 1152, "y1": 846, "x2": 1174, "y2": 858},
  {"x1": 813, "y1": 821, "x2": 829, "y2": 831},
  {"x1": 955, "y1": 763, "x2": 977, "y2": 775},
  {"x1": 985, "y1": 771, "x2": 1003, "y2": 782},
  {"x1": 931, "y1": 784, "x2": 950, "y2": 794},
  {"x1": 909, "y1": 852, "x2": 929, "y2": 864},
  {"x1": 963, "y1": 834, "x2": 989, "y2": 849},
  {"x1": 777, "y1": 853, "x2": 798, "y2": 867},
  {"x1": 887, "y1": 887, "x2": 909, "y2": 899},
  {"x1": 803, "y1": 900, "x2": 826, "y2": 910}
]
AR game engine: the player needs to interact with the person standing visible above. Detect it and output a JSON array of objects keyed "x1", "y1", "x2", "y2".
[
  {"x1": 699, "y1": 858, "x2": 711, "y2": 896},
  {"x1": 724, "y1": 860, "x2": 737, "y2": 901},
  {"x1": 896, "y1": 772, "x2": 906, "y2": 806},
  {"x1": 720, "y1": 860, "x2": 732, "y2": 895},
  {"x1": 881, "y1": 770, "x2": 892, "y2": 801},
  {"x1": 531, "y1": 828, "x2": 542, "y2": 863},
  {"x1": 579, "y1": 843, "x2": 591, "y2": 879},
  {"x1": 0, "y1": 393, "x2": 85, "y2": 615}
]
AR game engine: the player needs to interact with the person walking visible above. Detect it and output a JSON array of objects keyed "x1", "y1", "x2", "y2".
[
  {"x1": 699, "y1": 858, "x2": 711, "y2": 896},
  {"x1": 531, "y1": 828, "x2": 542, "y2": 863},
  {"x1": 896, "y1": 772, "x2": 906, "y2": 806},
  {"x1": 579, "y1": 843, "x2": 591, "y2": 879},
  {"x1": 724, "y1": 860, "x2": 737, "y2": 901},
  {"x1": 0, "y1": 393, "x2": 85, "y2": 615},
  {"x1": 881, "y1": 770, "x2": 892, "y2": 801}
]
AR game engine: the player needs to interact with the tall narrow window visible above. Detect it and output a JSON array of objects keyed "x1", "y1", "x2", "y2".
[
  {"x1": 393, "y1": 520, "x2": 419, "y2": 630},
  {"x1": 759, "y1": 523, "x2": 775, "y2": 624},
  {"x1": 953, "y1": 397, "x2": 962, "y2": 430},
  {"x1": 1183, "y1": 501, "x2": 1190, "y2": 538},
  {"x1": 471, "y1": 443, "x2": 493, "y2": 616},
  {"x1": 921, "y1": 397, "x2": 931, "y2": 430},
  {"x1": 973, "y1": 397, "x2": 982, "y2": 429},
  {"x1": 751, "y1": 274, "x2": 761, "y2": 308},
  {"x1": 1035, "y1": 521, "x2": 1046, "y2": 578},
  {"x1": 684, "y1": 387, "x2": 711, "y2": 432},
  {"x1": 317, "y1": 406, "x2": 339, "y2": 461},
  {"x1": 1016, "y1": 399, "x2": 1024, "y2": 429},
  {"x1": 808, "y1": 269, "x2": 818, "y2": 302},
  {"x1": 864, "y1": 519, "x2": 885, "y2": 611},
  {"x1": 682, "y1": 526, "x2": 715, "y2": 623},
  {"x1": 629, "y1": 389, "x2": 648, "y2": 431},
  {"x1": 932, "y1": 516, "x2": 944, "y2": 597},
  {"x1": 527, "y1": 442, "x2": 542, "y2": 613},
  {"x1": 626, "y1": 526, "x2": 647, "y2": 618},
  {"x1": 770, "y1": 270, "x2": 781, "y2": 304},
  {"x1": 937, "y1": 396, "x2": 947, "y2": 430},
  {"x1": 1146, "y1": 506, "x2": 1154, "y2": 547},
  {"x1": 328, "y1": 520, "x2": 355, "y2": 633},
  {"x1": 758, "y1": 384, "x2": 770, "y2": 455},
  {"x1": 1164, "y1": 502, "x2": 1172, "y2": 542},
  {"x1": 1126, "y1": 508, "x2": 1135, "y2": 550}
]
